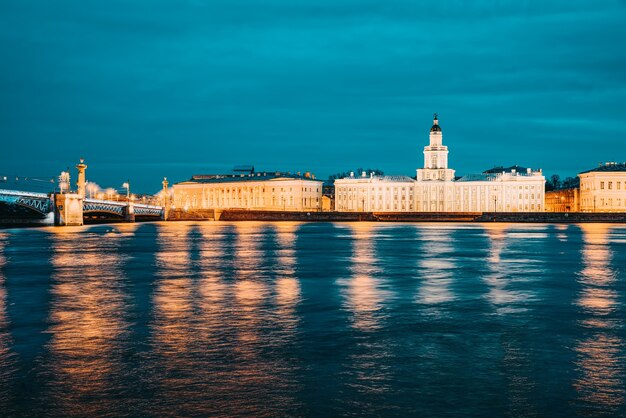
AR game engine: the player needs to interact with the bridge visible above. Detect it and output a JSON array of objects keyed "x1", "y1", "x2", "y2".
[{"x1": 0, "y1": 189, "x2": 164, "y2": 226}]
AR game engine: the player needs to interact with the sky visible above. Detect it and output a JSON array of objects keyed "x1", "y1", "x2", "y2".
[{"x1": 2, "y1": 1, "x2": 626, "y2": 193}]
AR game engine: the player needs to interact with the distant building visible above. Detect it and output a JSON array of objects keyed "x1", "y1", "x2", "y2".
[
  {"x1": 579, "y1": 162, "x2": 626, "y2": 212},
  {"x1": 172, "y1": 169, "x2": 323, "y2": 212},
  {"x1": 321, "y1": 183, "x2": 335, "y2": 212},
  {"x1": 545, "y1": 188, "x2": 580, "y2": 212},
  {"x1": 335, "y1": 115, "x2": 545, "y2": 212}
]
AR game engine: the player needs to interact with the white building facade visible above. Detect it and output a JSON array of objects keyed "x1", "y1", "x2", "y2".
[
  {"x1": 335, "y1": 173, "x2": 415, "y2": 212},
  {"x1": 335, "y1": 115, "x2": 545, "y2": 212},
  {"x1": 173, "y1": 172, "x2": 323, "y2": 212},
  {"x1": 579, "y1": 162, "x2": 626, "y2": 212}
]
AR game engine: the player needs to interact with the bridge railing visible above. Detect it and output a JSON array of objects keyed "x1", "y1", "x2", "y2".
[
  {"x1": 84, "y1": 197, "x2": 127, "y2": 206},
  {"x1": 134, "y1": 203, "x2": 164, "y2": 210},
  {"x1": 83, "y1": 198, "x2": 163, "y2": 210},
  {"x1": 0, "y1": 189, "x2": 50, "y2": 199}
]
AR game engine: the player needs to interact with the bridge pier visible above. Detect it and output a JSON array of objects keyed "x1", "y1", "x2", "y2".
[
  {"x1": 124, "y1": 203, "x2": 135, "y2": 223},
  {"x1": 54, "y1": 193, "x2": 83, "y2": 226}
]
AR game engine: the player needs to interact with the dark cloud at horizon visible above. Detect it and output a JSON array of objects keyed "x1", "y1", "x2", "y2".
[{"x1": 1, "y1": 0, "x2": 625, "y2": 192}]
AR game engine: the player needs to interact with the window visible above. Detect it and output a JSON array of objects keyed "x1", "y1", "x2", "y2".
[
  {"x1": 600, "y1": 182, "x2": 605, "y2": 190},
  {"x1": 609, "y1": 182, "x2": 613, "y2": 190}
]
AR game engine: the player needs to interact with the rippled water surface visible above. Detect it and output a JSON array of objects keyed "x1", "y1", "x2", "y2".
[{"x1": 1, "y1": 221, "x2": 625, "y2": 416}]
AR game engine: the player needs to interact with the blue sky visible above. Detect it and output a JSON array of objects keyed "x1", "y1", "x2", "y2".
[{"x1": 2, "y1": 1, "x2": 626, "y2": 193}]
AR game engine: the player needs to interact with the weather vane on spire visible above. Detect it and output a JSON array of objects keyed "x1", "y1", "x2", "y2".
[{"x1": 434, "y1": 112, "x2": 438, "y2": 120}]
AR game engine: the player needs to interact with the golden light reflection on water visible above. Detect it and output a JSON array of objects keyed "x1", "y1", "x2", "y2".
[
  {"x1": 339, "y1": 223, "x2": 386, "y2": 332},
  {"x1": 416, "y1": 226, "x2": 455, "y2": 306},
  {"x1": 335, "y1": 223, "x2": 394, "y2": 406},
  {"x1": 577, "y1": 224, "x2": 617, "y2": 317},
  {"x1": 147, "y1": 222, "x2": 300, "y2": 415},
  {"x1": 151, "y1": 223, "x2": 208, "y2": 415},
  {"x1": 231, "y1": 220, "x2": 268, "y2": 347},
  {"x1": 574, "y1": 224, "x2": 625, "y2": 412},
  {"x1": 483, "y1": 224, "x2": 538, "y2": 415},
  {"x1": 152, "y1": 222, "x2": 193, "y2": 354},
  {"x1": 483, "y1": 224, "x2": 535, "y2": 313},
  {"x1": 231, "y1": 222, "x2": 297, "y2": 415},
  {"x1": 273, "y1": 223, "x2": 301, "y2": 334},
  {"x1": 197, "y1": 224, "x2": 229, "y2": 312},
  {"x1": 233, "y1": 223, "x2": 269, "y2": 323},
  {"x1": 47, "y1": 227, "x2": 130, "y2": 416}
]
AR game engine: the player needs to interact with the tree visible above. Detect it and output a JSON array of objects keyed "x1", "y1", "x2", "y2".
[
  {"x1": 561, "y1": 176, "x2": 580, "y2": 189},
  {"x1": 545, "y1": 174, "x2": 580, "y2": 191}
]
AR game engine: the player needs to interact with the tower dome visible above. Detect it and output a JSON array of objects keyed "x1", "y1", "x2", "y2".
[{"x1": 430, "y1": 113, "x2": 442, "y2": 132}]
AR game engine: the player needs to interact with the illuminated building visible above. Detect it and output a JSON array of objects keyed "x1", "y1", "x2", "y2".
[
  {"x1": 579, "y1": 162, "x2": 626, "y2": 212},
  {"x1": 451, "y1": 166, "x2": 545, "y2": 213},
  {"x1": 172, "y1": 168, "x2": 323, "y2": 211},
  {"x1": 415, "y1": 114, "x2": 456, "y2": 211},
  {"x1": 335, "y1": 115, "x2": 545, "y2": 212},
  {"x1": 335, "y1": 173, "x2": 415, "y2": 212},
  {"x1": 545, "y1": 188, "x2": 580, "y2": 212}
]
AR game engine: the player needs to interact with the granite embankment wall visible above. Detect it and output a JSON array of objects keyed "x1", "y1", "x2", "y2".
[
  {"x1": 219, "y1": 210, "x2": 376, "y2": 222},
  {"x1": 168, "y1": 209, "x2": 626, "y2": 223},
  {"x1": 476, "y1": 212, "x2": 626, "y2": 223},
  {"x1": 167, "y1": 209, "x2": 217, "y2": 221}
]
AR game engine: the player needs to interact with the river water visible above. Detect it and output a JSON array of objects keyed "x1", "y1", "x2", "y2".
[{"x1": 0, "y1": 222, "x2": 625, "y2": 417}]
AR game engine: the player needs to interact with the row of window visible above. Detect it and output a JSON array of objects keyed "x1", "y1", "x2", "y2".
[
  {"x1": 338, "y1": 202, "x2": 415, "y2": 211},
  {"x1": 599, "y1": 181, "x2": 623, "y2": 190},
  {"x1": 582, "y1": 198, "x2": 626, "y2": 207},
  {"x1": 180, "y1": 196, "x2": 320, "y2": 209}
]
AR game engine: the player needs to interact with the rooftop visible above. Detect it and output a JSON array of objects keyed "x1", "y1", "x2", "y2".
[
  {"x1": 457, "y1": 166, "x2": 542, "y2": 182},
  {"x1": 456, "y1": 173, "x2": 499, "y2": 182},
  {"x1": 579, "y1": 162, "x2": 626, "y2": 174},
  {"x1": 483, "y1": 165, "x2": 530, "y2": 174},
  {"x1": 336, "y1": 174, "x2": 415, "y2": 182},
  {"x1": 179, "y1": 171, "x2": 320, "y2": 185}
]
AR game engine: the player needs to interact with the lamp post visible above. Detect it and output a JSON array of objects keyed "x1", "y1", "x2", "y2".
[
  {"x1": 122, "y1": 181, "x2": 130, "y2": 201},
  {"x1": 58, "y1": 171, "x2": 70, "y2": 194},
  {"x1": 86, "y1": 182, "x2": 98, "y2": 199}
]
